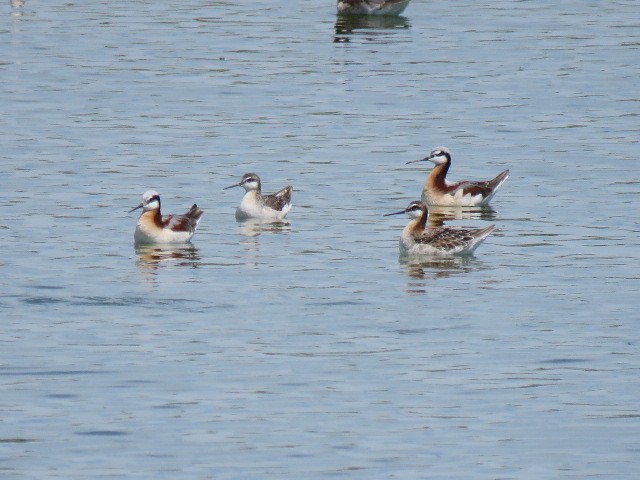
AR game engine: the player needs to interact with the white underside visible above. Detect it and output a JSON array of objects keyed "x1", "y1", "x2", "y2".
[
  {"x1": 236, "y1": 192, "x2": 291, "y2": 221},
  {"x1": 134, "y1": 223, "x2": 195, "y2": 244},
  {"x1": 423, "y1": 175, "x2": 507, "y2": 207},
  {"x1": 399, "y1": 238, "x2": 478, "y2": 257},
  {"x1": 422, "y1": 189, "x2": 492, "y2": 207}
]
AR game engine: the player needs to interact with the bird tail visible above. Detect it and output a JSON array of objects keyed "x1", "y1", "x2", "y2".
[{"x1": 187, "y1": 204, "x2": 204, "y2": 222}]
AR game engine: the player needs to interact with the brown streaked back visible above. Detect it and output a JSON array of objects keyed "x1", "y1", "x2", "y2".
[
  {"x1": 161, "y1": 204, "x2": 203, "y2": 232},
  {"x1": 263, "y1": 186, "x2": 292, "y2": 211}
]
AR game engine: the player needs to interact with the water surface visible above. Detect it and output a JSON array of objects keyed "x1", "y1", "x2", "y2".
[{"x1": 1, "y1": 0, "x2": 639, "y2": 478}]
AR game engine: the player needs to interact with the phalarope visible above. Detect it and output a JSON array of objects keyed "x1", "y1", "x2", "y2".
[
  {"x1": 337, "y1": 0, "x2": 411, "y2": 16},
  {"x1": 129, "y1": 190, "x2": 203, "y2": 244},
  {"x1": 224, "y1": 173, "x2": 292, "y2": 221},
  {"x1": 406, "y1": 146, "x2": 509, "y2": 207},
  {"x1": 385, "y1": 200, "x2": 495, "y2": 256}
]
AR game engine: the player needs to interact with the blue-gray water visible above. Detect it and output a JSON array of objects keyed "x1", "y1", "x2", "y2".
[{"x1": 1, "y1": 1, "x2": 639, "y2": 478}]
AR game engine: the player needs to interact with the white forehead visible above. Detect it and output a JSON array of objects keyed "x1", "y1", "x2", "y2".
[
  {"x1": 142, "y1": 190, "x2": 159, "y2": 202},
  {"x1": 431, "y1": 146, "x2": 450, "y2": 156}
]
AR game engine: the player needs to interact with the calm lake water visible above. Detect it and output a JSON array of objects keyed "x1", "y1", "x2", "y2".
[{"x1": 1, "y1": 0, "x2": 639, "y2": 478}]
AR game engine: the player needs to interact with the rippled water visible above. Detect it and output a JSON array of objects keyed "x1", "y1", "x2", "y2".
[{"x1": 2, "y1": 0, "x2": 639, "y2": 478}]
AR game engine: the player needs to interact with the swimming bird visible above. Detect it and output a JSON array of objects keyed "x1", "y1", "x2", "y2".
[
  {"x1": 337, "y1": 0, "x2": 411, "y2": 16},
  {"x1": 224, "y1": 173, "x2": 292, "y2": 221},
  {"x1": 129, "y1": 190, "x2": 203, "y2": 244},
  {"x1": 385, "y1": 200, "x2": 495, "y2": 256},
  {"x1": 406, "y1": 146, "x2": 509, "y2": 207}
]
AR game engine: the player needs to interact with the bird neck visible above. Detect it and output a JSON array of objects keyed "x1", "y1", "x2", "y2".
[
  {"x1": 427, "y1": 161, "x2": 450, "y2": 190},
  {"x1": 405, "y1": 213, "x2": 427, "y2": 237},
  {"x1": 141, "y1": 209, "x2": 163, "y2": 228}
]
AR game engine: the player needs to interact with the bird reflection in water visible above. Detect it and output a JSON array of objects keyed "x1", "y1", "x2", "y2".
[
  {"x1": 238, "y1": 218, "x2": 291, "y2": 238},
  {"x1": 10, "y1": 0, "x2": 26, "y2": 17},
  {"x1": 402, "y1": 255, "x2": 487, "y2": 294},
  {"x1": 236, "y1": 219, "x2": 292, "y2": 270},
  {"x1": 334, "y1": 14, "x2": 410, "y2": 43},
  {"x1": 426, "y1": 205, "x2": 497, "y2": 227},
  {"x1": 134, "y1": 244, "x2": 201, "y2": 271}
]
